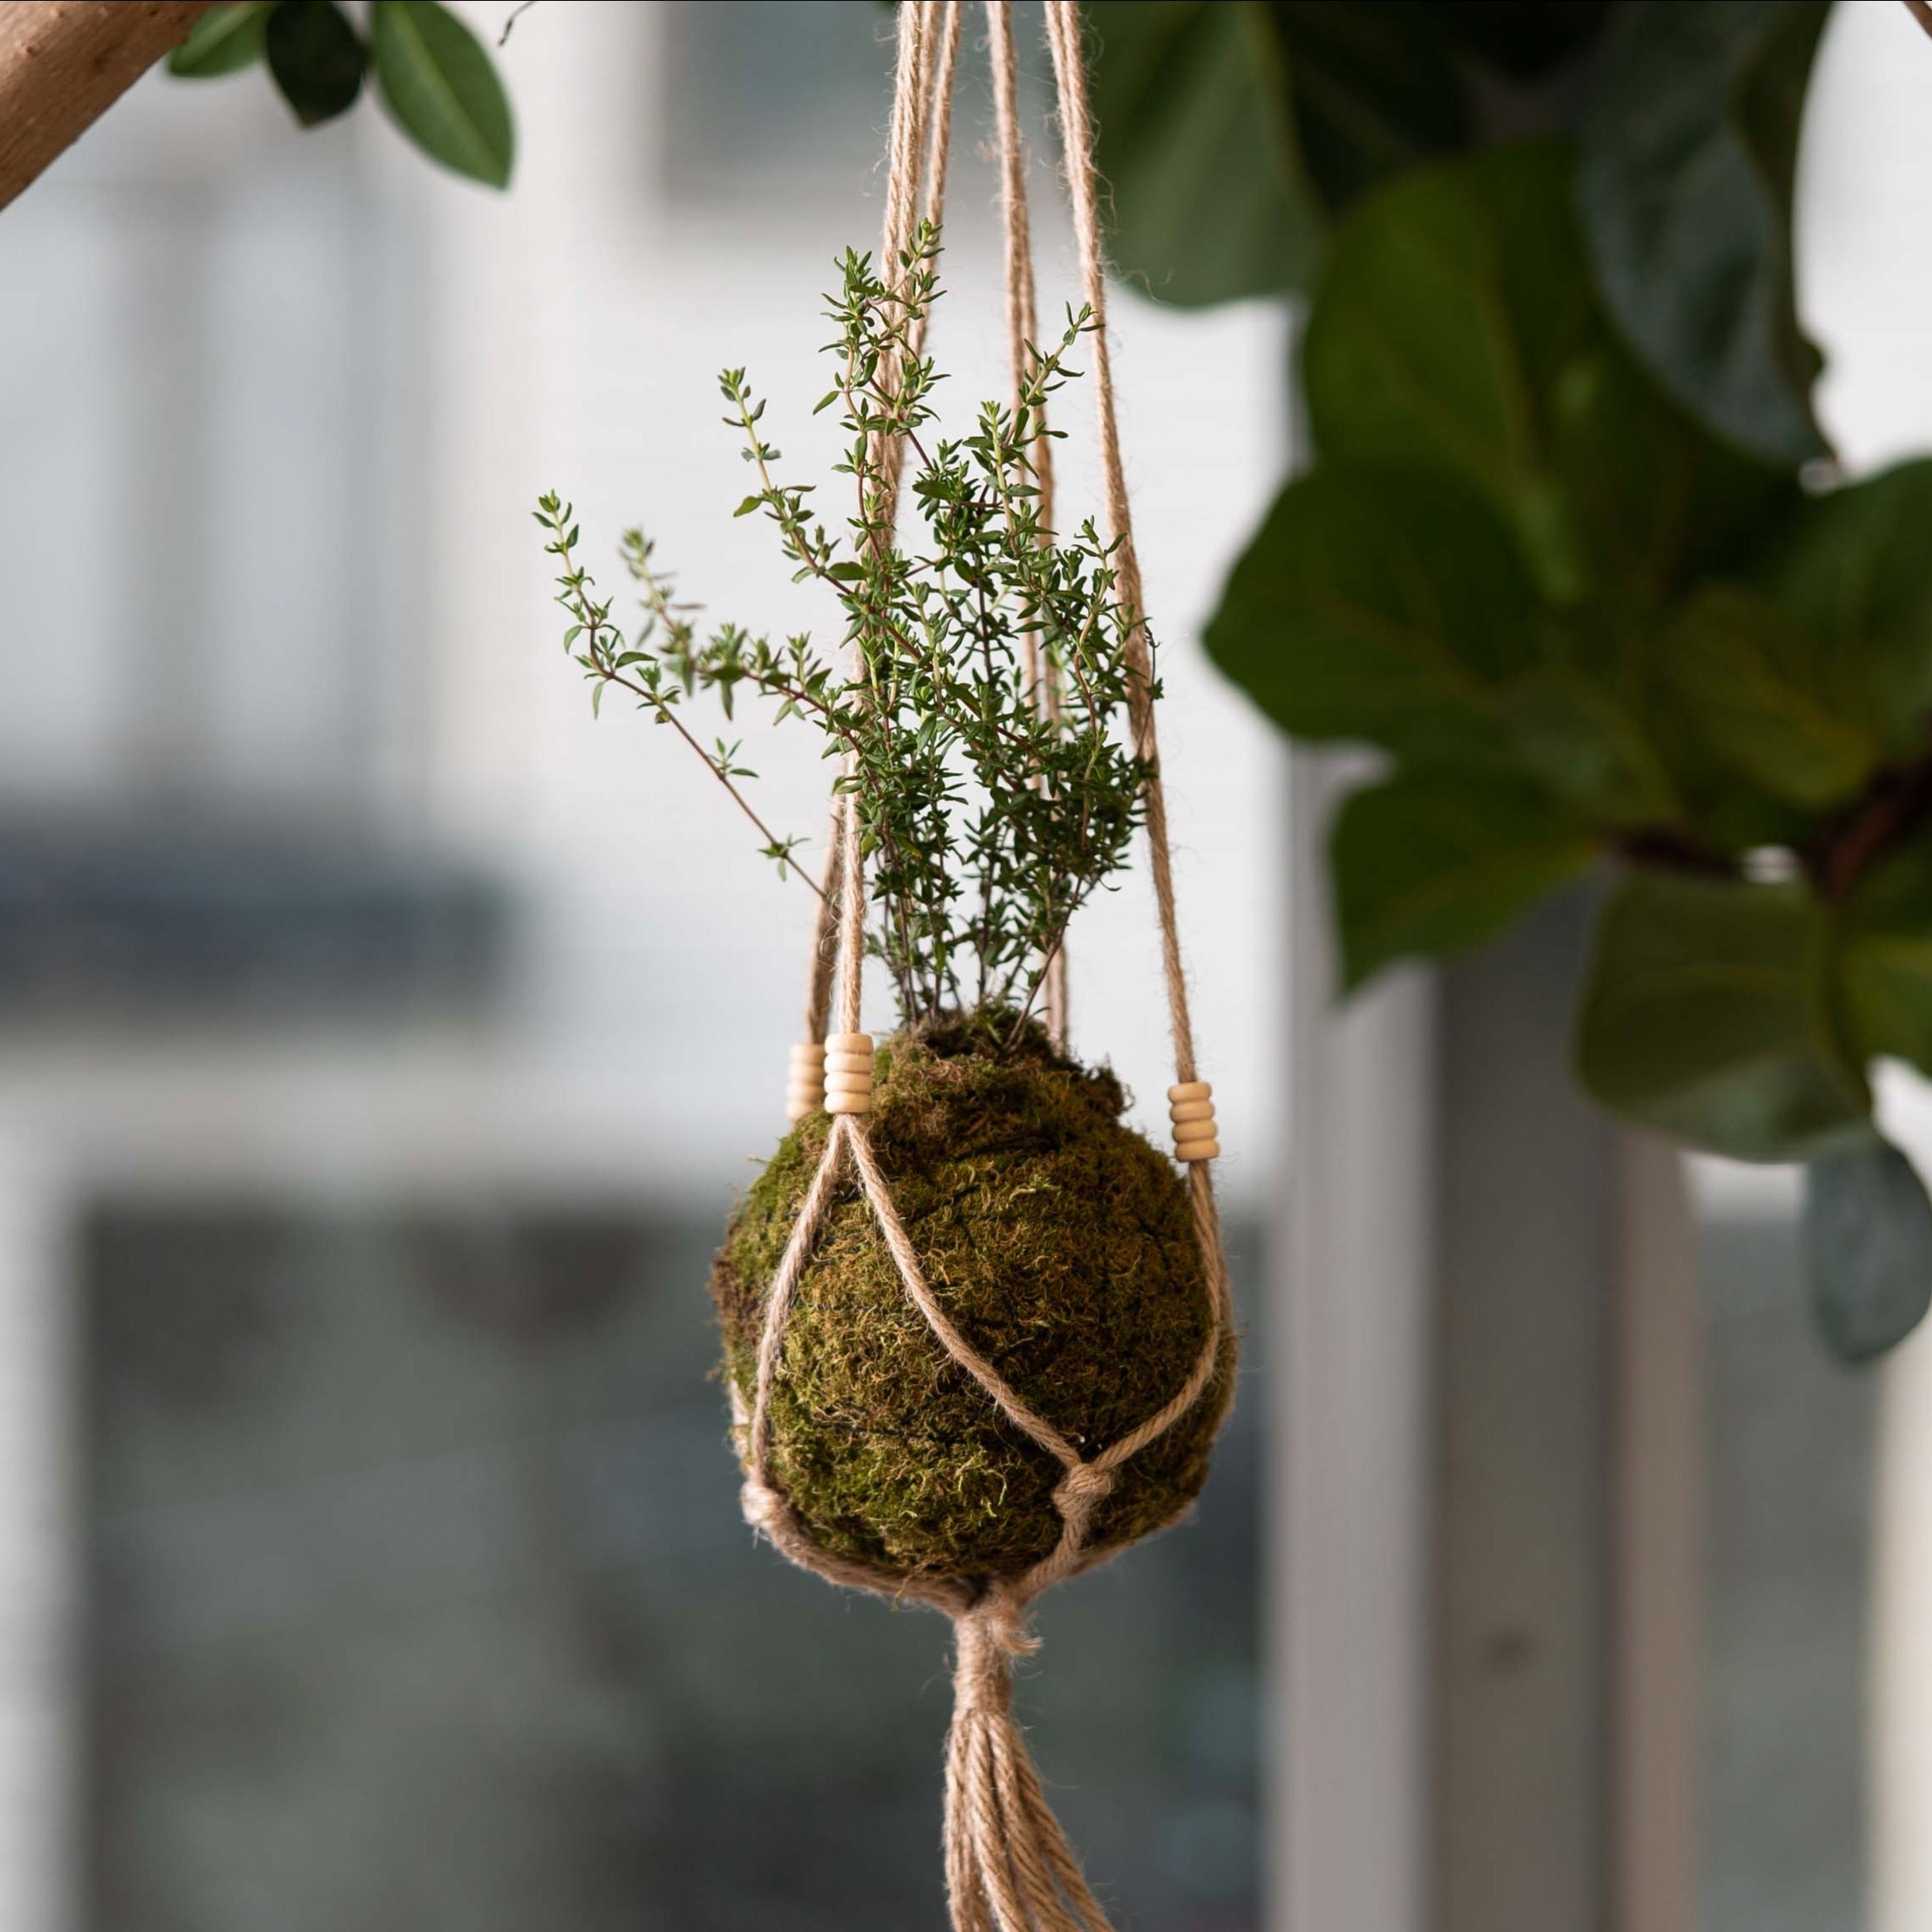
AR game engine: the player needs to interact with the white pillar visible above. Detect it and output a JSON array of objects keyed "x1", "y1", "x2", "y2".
[
  {"x1": 0, "y1": 1139, "x2": 80, "y2": 1932},
  {"x1": 1271, "y1": 749, "x2": 1436, "y2": 1932},
  {"x1": 1872, "y1": 1323, "x2": 1932, "y2": 1932}
]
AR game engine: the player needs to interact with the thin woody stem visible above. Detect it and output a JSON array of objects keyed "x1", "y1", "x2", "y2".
[{"x1": 598, "y1": 669, "x2": 828, "y2": 906}]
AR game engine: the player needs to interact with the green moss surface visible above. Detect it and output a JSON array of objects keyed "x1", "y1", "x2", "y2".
[{"x1": 710, "y1": 1015, "x2": 1235, "y2": 1583}]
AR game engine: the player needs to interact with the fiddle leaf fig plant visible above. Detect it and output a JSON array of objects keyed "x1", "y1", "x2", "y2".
[
  {"x1": 1085, "y1": 0, "x2": 1828, "y2": 466},
  {"x1": 1079, "y1": 0, "x2": 1931, "y2": 1363},
  {"x1": 1204, "y1": 135, "x2": 1932, "y2": 1361}
]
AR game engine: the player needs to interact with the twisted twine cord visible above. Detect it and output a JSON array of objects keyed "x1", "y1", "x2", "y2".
[
  {"x1": 748, "y1": 8, "x2": 1232, "y2": 1928},
  {"x1": 803, "y1": 814, "x2": 846, "y2": 1045},
  {"x1": 809, "y1": 0, "x2": 963, "y2": 1043},
  {"x1": 1042, "y1": 0, "x2": 1233, "y2": 1348},
  {"x1": 988, "y1": 0, "x2": 1069, "y2": 1053}
]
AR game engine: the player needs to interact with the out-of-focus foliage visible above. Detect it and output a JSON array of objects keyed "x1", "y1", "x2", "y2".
[
  {"x1": 169, "y1": 0, "x2": 514, "y2": 187},
  {"x1": 1105, "y1": 2, "x2": 1932, "y2": 1356}
]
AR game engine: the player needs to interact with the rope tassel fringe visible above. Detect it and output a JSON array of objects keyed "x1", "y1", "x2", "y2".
[{"x1": 945, "y1": 1605, "x2": 1116, "y2": 1932}]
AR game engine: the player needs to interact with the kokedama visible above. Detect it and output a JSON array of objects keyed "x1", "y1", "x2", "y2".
[
  {"x1": 536, "y1": 225, "x2": 1231, "y2": 1578},
  {"x1": 536, "y1": 7, "x2": 1231, "y2": 1925}
]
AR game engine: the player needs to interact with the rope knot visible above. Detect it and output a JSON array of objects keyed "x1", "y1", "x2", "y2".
[
  {"x1": 954, "y1": 1608, "x2": 1015, "y2": 1715},
  {"x1": 1053, "y1": 1458, "x2": 1115, "y2": 1526},
  {"x1": 739, "y1": 1475, "x2": 787, "y2": 1539}
]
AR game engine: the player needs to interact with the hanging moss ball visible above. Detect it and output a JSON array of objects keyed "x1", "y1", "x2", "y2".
[{"x1": 710, "y1": 1015, "x2": 1236, "y2": 1583}]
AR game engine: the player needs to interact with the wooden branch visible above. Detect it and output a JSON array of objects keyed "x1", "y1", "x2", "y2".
[
  {"x1": 1908, "y1": 0, "x2": 1932, "y2": 42},
  {"x1": 0, "y1": 1, "x2": 211, "y2": 214}
]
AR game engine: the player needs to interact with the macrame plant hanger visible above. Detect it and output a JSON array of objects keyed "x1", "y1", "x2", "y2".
[{"x1": 750, "y1": 8, "x2": 1233, "y2": 1929}]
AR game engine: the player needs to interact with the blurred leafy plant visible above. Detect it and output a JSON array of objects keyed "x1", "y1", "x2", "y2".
[
  {"x1": 1092, "y1": 1, "x2": 1932, "y2": 1357},
  {"x1": 536, "y1": 229, "x2": 1152, "y2": 1039},
  {"x1": 1089, "y1": 0, "x2": 1823, "y2": 466},
  {"x1": 168, "y1": 0, "x2": 514, "y2": 187}
]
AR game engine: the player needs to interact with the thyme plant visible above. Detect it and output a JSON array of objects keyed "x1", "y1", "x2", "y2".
[{"x1": 537, "y1": 225, "x2": 1153, "y2": 1038}]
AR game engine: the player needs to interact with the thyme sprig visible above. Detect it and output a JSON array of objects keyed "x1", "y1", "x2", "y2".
[{"x1": 537, "y1": 223, "x2": 1155, "y2": 1036}]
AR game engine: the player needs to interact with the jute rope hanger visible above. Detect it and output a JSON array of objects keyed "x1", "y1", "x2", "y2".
[{"x1": 744, "y1": 8, "x2": 1232, "y2": 1929}]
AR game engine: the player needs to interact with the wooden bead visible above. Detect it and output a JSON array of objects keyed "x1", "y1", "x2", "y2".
[
  {"x1": 1167, "y1": 1079, "x2": 1215, "y2": 1161},
  {"x1": 786, "y1": 1042, "x2": 826, "y2": 1123},
  {"x1": 824, "y1": 1033, "x2": 875, "y2": 1118}
]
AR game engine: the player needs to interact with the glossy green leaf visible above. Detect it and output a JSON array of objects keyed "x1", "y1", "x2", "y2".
[
  {"x1": 265, "y1": 0, "x2": 364, "y2": 127},
  {"x1": 1575, "y1": 871, "x2": 1869, "y2": 1161},
  {"x1": 1085, "y1": 2, "x2": 1488, "y2": 306},
  {"x1": 166, "y1": 2, "x2": 270, "y2": 77},
  {"x1": 372, "y1": 0, "x2": 515, "y2": 189},
  {"x1": 1303, "y1": 142, "x2": 1794, "y2": 607},
  {"x1": 1578, "y1": 0, "x2": 1830, "y2": 468},
  {"x1": 1838, "y1": 835, "x2": 1932, "y2": 1074},
  {"x1": 1082, "y1": 3, "x2": 1626, "y2": 307},
  {"x1": 1085, "y1": 2, "x2": 1321, "y2": 305},
  {"x1": 1496, "y1": 663, "x2": 1684, "y2": 828},
  {"x1": 1204, "y1": 464, "x2": 1537, "y2": 765},
  {"x1": 1331, "y1": 769, "x2": 1595, "y2": 987},
  {"x1": 1740, "y1": 461, "x2": 1932, "y2": 753},
  {"x1": 1659, "y1": 584, "x2": 1882, "y2": 808},
  {"x1": 1805, "y1": 1136, "x2": 1932, "y2": 1361}
]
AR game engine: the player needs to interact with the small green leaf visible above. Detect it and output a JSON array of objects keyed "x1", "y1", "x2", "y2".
[
  {"x1": 733, "y1": 495, "x2": 763, "y2": 518},
  {"x1": 1575, "y1": 870, "x2": 1870, "y2": 1161},
  {"x1": 825, "y1": 562, "x2": 868, "y2": 583},
  {"x1": 1805, "y1": 1136, "x2": 1932, "y2": 1361},
  {"x1": 264, "y1": 0, "x2": 365, "y2": 127},
  {"x1": 1331, "y1": 769, "x2": 1595, "y2": 988},
  {"x1": 1578, "y1": 0, "x2": 1831, "y2": 468},
  {"x1": 1204, "y1": 464, "x2": 1535, "y2": 766},
  {"x1": 371, "y1": 0, "x2": 514, "y2": 188},
  {"x1": 167, "y1": 2, "x2": 270, "y2": 77},
  {"x1": 1659, "y1": 584, "x2": 1882, "y2": 808}
]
